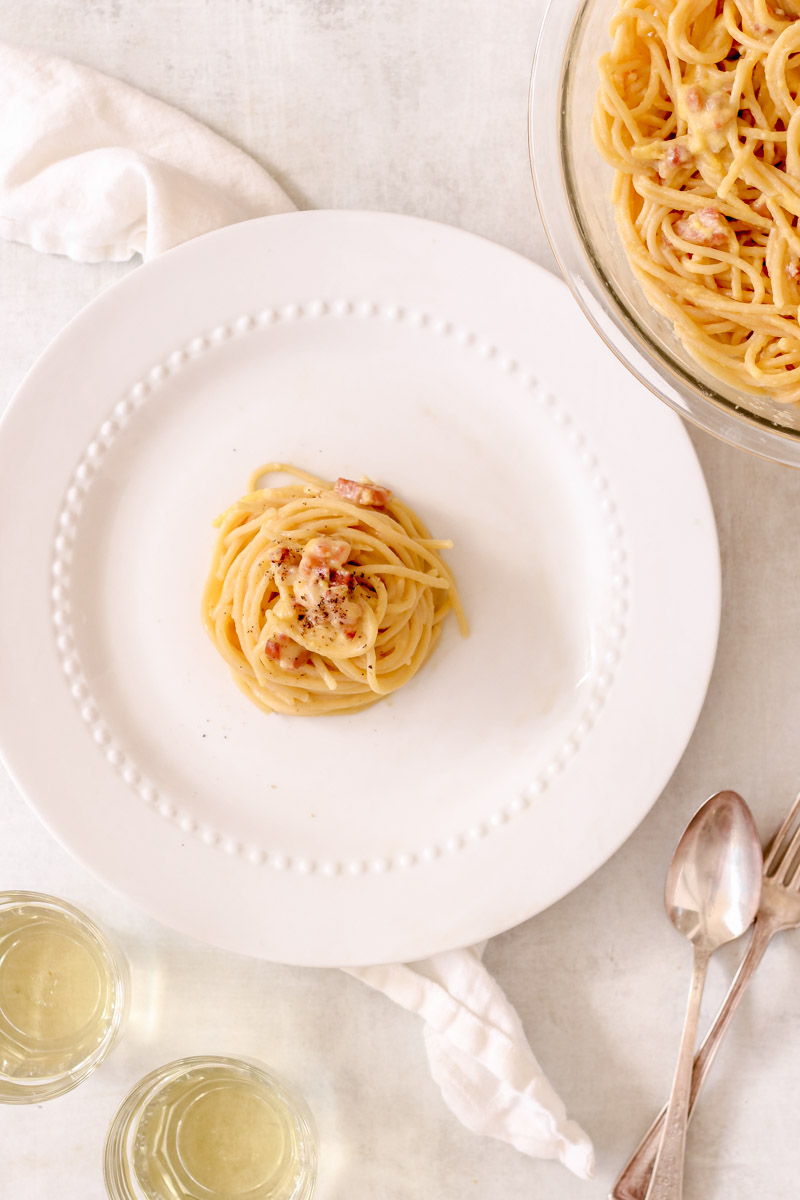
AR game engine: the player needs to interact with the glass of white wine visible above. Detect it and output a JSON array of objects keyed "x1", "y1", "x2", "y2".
[
  {"x1": 0, "y1": 890, "x2": 130, "y2": 1103},
  {"x1": 104, "y1": 1055, "x2": 317, "y2": 1200}
]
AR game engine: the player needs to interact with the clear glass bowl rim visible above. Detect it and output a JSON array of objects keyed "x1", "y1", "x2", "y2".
[{"x1": 529, "y1": 0, "x2": 800, "y2": 468}]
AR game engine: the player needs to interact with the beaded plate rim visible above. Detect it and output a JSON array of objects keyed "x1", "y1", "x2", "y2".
[{"x1": 50, "y1": 297, "x2": 628, "y2": 878}]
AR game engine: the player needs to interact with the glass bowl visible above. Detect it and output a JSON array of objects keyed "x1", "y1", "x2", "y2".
[{"x1": 529, "y1": 0, "x2": 800, "y2": 467}]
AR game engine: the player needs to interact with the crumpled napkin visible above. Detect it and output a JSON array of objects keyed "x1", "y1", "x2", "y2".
[
  {"x1": 0, "y1": 40, "x2": 293, "y2": 261},
  {"x1": 0, "y1": 38, "x2": 594, "y2": 1180},
  {"x1": 345, "y1": 946, "x2": 594, "y2": 1177}
]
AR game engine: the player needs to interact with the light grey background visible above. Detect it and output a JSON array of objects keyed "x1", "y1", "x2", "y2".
[{"x1": 1, "y1": 3, "x2": 799, "y2": 1198}]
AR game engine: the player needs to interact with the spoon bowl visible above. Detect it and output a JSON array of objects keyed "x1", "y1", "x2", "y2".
[{"x1": 665, "y1": 789, "x2": 763, "y2": 951}]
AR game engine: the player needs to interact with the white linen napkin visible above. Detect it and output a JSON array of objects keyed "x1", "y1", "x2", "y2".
[
  {"x1": 0, "y1": 39, "x2": 594, "y2": 1181},
  {"x1": 0, "y1": 40, "x2": 293, "y2": 261},
  {"x1": 345, "y1": 946, "x2": 594, "y2": 1177}
]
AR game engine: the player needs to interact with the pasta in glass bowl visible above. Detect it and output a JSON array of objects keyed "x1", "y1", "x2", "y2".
[{"x1": 530, "y1": 0, "x2": 800, "y2": 466}]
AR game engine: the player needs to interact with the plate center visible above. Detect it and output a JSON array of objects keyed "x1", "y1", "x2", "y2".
[{"x1": 66, "y1": 312, "x2": 609, "y2": 861}]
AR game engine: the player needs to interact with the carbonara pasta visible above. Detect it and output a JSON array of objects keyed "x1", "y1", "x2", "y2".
[
  {"x1": 594, "y1": 0, "x2": 800, "y2": 401},
  {"x1": 202, "y1": 464, "x2": 468, "y2": 716}
]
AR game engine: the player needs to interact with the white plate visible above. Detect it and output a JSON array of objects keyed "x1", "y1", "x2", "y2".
[{"x1": 0, "y1": 212, "x2": 719, "y2": 965}]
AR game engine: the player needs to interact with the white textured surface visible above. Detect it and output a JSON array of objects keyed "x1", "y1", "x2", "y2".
[{"x1": 1, "y1": 2, "x2": 800, "y2": 1198}]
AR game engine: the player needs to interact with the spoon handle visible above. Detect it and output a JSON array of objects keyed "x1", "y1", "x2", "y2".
[
  {"x1": 610, "y1": 918, "x2": 774, "y2": 1200},
  {"x1": 642, "y1": 945, "x2": 711, "y2": 1200}
]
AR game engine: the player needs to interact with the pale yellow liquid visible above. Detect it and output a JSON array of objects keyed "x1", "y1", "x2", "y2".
[
  {"x1": 0, "y1": 905, "x2": 115, "y2": 1086},
  {"x1": 132, "y1": 1065, "x2": 308, "y2": 1200}
]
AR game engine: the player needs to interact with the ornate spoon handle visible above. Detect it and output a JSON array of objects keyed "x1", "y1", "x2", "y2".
[
  {"x1": 642, "y1": 945, "x2": 711, "y2": 1200},
  {"x1": 611, "y1": 919, "x2": 774, "y2": 1200}
]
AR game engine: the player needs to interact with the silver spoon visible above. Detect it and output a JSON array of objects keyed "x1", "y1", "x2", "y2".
[{"x1": 644, "y1": 790, "x2": 762, "y2": 1200}]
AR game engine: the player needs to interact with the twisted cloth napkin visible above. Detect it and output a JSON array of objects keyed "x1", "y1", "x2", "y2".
[{"x1": 0, "y1": 38, "x2": 594, "y2": 1180}]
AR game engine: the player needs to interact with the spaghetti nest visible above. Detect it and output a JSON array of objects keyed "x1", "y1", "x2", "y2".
[
  {"x1": 202, "y1": 464, "x2": 468, "y2": 716},
  {"x1": 594, "y1": 0, "x2": 800, "y2": 401}
]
